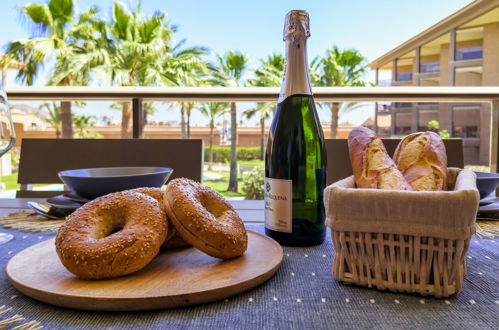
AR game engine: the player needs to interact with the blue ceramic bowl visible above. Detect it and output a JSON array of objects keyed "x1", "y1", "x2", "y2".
[
  {"x1": 474, "y1": 171, "x2": 499, "y2": 199},
  {"x1": 58, "y1": 167, "x2": 173, "y2": 200}
]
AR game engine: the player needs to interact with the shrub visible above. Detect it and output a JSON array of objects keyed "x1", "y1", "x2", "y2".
[
  {"x1": 243, "y1": 165, "x2": 264, "y2": 200},
  {"x1": 204, "y1": 146, "x2": 230, "y2": 163},
  {"x1": 204, "y1": 146, "x2": 261, "y2": 163},
  {"x1": 238, "y1": 147, "x2": 261, "y2": 161}
]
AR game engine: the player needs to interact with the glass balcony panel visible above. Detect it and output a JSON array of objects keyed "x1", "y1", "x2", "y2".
[
  {"x1": 1, "y1": 91, "x2": 494, "y2": 172},
  {"x1": 396, "y1": 72, "x2": 413, "y2": 81},
  {"x1": 420, "y1": 61, "x2": 440, "y2": 73},
  {"x1": 455, "y1": 46, "x2": 483, "y2": 60}
]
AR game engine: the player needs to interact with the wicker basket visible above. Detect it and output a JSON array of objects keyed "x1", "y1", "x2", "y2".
[{"x1": 324, "y1": 168, "x2": 479, "y2": 298}]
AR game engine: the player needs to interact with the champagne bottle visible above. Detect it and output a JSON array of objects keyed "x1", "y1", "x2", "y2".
[{"x1": 264, "y1": 10, "x2": 327, "y2": 246}]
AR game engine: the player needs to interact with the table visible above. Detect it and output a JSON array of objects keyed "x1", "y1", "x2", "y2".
[{"x1": 0, "y1": 198, "x2": 498, "y2": 329}]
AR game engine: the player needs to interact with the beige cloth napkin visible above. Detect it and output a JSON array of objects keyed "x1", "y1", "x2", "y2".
[{"x1": 324, "y1": 168, "x2": 479, "y2": 240}]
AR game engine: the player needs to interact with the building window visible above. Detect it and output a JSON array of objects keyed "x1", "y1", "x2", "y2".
[
  {"x1": 452, "y1": 107, "x2": 480, "y2": 138},
  {"x1": 420, "y1": 61, "x2": 440, "y2": 73},
  {"x1": 396, "y1": 72, "x2": 412, "y2": 81},
  {"x1": 454, "y1": 125, "x2": 478, "y2": 138},
  {"x1": 393, "y1": 102, "x2": 412, "y2": 109},
  {"x1": 455, "y1": 46, "x2": 483, "y2": 61},
  {"x1": 395, "y1": 126, "x2": 412, "y2": 135}
]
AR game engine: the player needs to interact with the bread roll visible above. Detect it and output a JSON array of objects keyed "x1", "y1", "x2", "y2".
[
  {"x1": 348, "y1": 127, "x2": 411, "y2": 190},
  {"x1": 393, "y1": 131, "x2": 447, "y2": 191}
]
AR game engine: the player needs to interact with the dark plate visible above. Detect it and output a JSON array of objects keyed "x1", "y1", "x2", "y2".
[
  {"x1": 63, "y1": 192, "x2": 90, "y2": 203},
  {"x1": 477, "y1": 201, "x2": 499, "y2": 214},
  {"x1": 46, "y1": 195, "x2": 85, "y2": 210},
  {"x1": 475, "y1": 171, "x2": 499, "y2": 199},
  {"x1": 58, "y1": 167, "x2": 173, "y2": 200},
  {"x1": 479, "y1": 195, "x2": 499, "y2": 206}
]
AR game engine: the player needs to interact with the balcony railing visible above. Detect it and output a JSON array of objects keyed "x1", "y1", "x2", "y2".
[
  {"x1": 6, "y1": 86, "x2": 499, "y2": 171},
  {"x1": 396, "y1": 72, "x2": 413, "y2": 81},
  {"x1": 420, "y1": 61, "x2": 440, "y2": 73},
  {"x1": 455, "y1": 46, "x2": 483, "y2": 61}
]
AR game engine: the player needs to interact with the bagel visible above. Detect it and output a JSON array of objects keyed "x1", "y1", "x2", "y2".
[
  {"x1": 129, "y1": 187, "x2": 190, "y2": 249},
  {"x1": 164, "y1": 178, "x2": 248, "y2": 259},
  {"x1": 55, "y1": 191, "x2": 167, "y2": 280}
]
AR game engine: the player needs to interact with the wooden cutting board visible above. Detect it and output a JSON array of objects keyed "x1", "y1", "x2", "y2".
[{"x1": 7, "y1": 230, "x2": 283, "y2": 311}]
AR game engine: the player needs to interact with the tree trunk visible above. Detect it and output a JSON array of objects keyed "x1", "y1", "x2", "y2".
[
  {"x1": 227, "y1": 101, "x2": 238, "y2": 192},
  {"x1": 208, "y1": 121, "x2": 214, "y2": 171},
  {"x1": 141, "y1": 104, "x2": 147, "y2": 137},
  {"x1": 330, "y1": 102, "x2": 340, "y2": 138},
  {"x1": 121, "y1": 101, "x2": 133, "y2": 138},
  {"x1": 259, "y1": 116, "x2": 265, "y2": 161},
  {"x1": 59, "y1": 78, "x2": 73, "y2": 138},
  {"x1": 60, "y1": 101, "x2": 73, "y2": 138},
  {"x1": 186, "y1": 105, "x2": 191, "y2": 139},
  {"x1": 180, "y1": 103, "x2": 187, "y2": 139}
]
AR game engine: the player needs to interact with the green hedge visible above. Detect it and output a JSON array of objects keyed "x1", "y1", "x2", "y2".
[{"x1": 204, "y1": 146, "x2": 261, "y2": 162}]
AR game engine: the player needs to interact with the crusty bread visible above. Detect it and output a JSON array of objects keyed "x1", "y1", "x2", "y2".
[
  {"x1": 348, "y1": 127, "x2": 411, "y2": 190},
  {"x1": 393, "y1": 131, "x2": 447, "y2": 191}
]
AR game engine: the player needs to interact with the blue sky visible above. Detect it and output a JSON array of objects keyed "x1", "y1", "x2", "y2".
[{"x1": 0, "y1": 0, "x2": 474, "y2": 125}]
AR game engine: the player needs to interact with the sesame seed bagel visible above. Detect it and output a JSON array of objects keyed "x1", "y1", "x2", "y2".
[
  {"x1": 129, "y1": 187, "x2": 190, "y2": 249},
  {"x1": 164, "y1": 178, "x2": 248, "y2": 259},
  {"x1": 55, "y1": 191, "x2": 167, "y2": 280}
]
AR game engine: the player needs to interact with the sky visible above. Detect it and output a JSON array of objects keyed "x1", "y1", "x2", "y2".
[{"x1": 0, "y1": 0, "x2": 474, "y2": 126}]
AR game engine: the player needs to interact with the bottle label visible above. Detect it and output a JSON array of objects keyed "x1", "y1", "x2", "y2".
[{"x1": 264, "y1": 177, "x2": 292, "y2": 233}]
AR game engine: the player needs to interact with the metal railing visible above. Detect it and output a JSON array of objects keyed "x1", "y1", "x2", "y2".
[{"x1": 6, "y1": 86, "x2": 499, "y2": 171}]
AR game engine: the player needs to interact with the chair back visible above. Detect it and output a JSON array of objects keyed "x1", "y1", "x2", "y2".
[
  {"x1": 325, "y1": 138, "x2": 464, "y2": 185},
  {"x1": 17, "y1": 138, "x2": 204, "y2": 197}
]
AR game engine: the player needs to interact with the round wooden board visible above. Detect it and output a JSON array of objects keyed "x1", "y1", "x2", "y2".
[{"x1": 6, "y1": 230, "x2": 283, "y2": 311}]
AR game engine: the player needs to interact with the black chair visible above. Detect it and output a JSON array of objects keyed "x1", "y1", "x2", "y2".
[
  {"x1": 325, "y1": 138, "x2": 464, "y2": 185},
  {"x1": 17, "y1": 138, "x2": 204, "y2": 198}
]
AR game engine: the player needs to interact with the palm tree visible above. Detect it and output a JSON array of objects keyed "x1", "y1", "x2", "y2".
[
  {"x1": 246, "y1": 53, "x2": 284, "y2": 160},
  {"x1": 5, "y1": 0, "x2": 96, "y2": 138},
  {"x1": 0, "y1": 55, "x2": 22, "y2": 86},
  {"x1": 198, "y1": 102, "x2": 228, "y2": 170},
  {"x1": 311, "y1": 46, "x2": 370, "y2": 138},
  {"x1": 162, "y1": 43, "x2": 209, "y2": 139},
  {"x1": 73, "y1": 114, "x2": 102, "y2": 138},
  {"x1": 210, "y1": 51, "x2": 248, "y2": 192},
  {"x1": 110, "y1": 100, "x2": 157, "y2": 132},
  {"x1": 73, "y1": 1, "x2": 206, "y2": 139},
  {"x1": 68, "y1": 1, "x2": 173, "y2": 138},
  {"x1": 39, "y1": 102, "x2": 61, "y2": 138}
]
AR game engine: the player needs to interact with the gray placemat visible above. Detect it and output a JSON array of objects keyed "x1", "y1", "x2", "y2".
[{"x1": 0, "y1": 225, "x2": 498, "y2": 330}]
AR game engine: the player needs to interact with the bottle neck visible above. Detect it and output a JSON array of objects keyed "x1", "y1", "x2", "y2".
[{"x1": 278, "y1": 38, "x2": 312, "y2": 103}]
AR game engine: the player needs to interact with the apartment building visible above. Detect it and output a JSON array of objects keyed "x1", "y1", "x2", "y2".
[{"x1": 368, "y1": 0, "x2": 499, "y2": 165}]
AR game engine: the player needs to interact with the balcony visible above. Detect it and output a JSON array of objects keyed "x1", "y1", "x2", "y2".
[
  {"x1": 5, "y1": 86, "x2": 499, "y2": 171},
  {"x1": 396, "y1": 72, "x2": 413, "y2": 81},
  {"x1": 420, "y1": 61, "x2": 440, "y2": 73},
  {"x1": 455, "y1": 46, "x2": 483, "y2": 60}
]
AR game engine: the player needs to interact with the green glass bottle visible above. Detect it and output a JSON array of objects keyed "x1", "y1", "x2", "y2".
[{"x1": 264, "y1": 10, "x2": 327, "y2": 246}]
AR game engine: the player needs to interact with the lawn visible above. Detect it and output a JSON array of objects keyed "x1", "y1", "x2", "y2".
[
  {"x1": 0, "y1": 173, "x2": 20, "y2": 191},
  {"x1": 203, "y1": 160, "x2": 263, "y2": 198},
  {"x1": 203, "y1": 170, "x2": 247, "y2": 198},
  {"x1": 19, "y1": 161, "x2": 485, "y2": 199},
  {"x1": 0, "y1": 162, "x2": 262, "y2": 198},
  {"x1": 0, "y1": 161, "x2": 486, "y2": 199}
]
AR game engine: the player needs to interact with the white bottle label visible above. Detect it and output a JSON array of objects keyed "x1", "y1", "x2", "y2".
[{"x1": 264, "y1": 177, "x2": 292, "y2": 233}]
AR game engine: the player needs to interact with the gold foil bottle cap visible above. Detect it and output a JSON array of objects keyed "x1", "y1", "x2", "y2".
[{"x1": 283, "y1": 10, "x2": 310, "y2": 42}]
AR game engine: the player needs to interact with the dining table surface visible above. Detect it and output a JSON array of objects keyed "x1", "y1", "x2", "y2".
[{"x1": 0, "y1": 198, "x2": 498, "y2": 330}]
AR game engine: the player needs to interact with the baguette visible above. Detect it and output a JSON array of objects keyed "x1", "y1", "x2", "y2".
[
  {"x1": 393, "y1": 131, "x2": 447, "y2": 191},
  {"x1": 348, "y1": 127, "x2": 411, "y2": 190}
]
